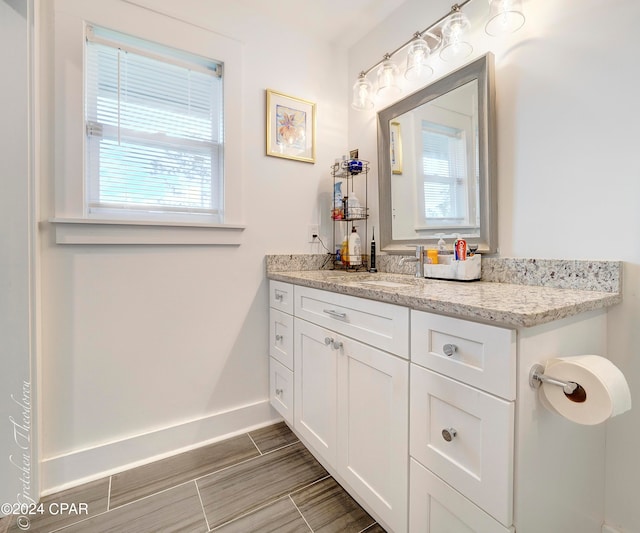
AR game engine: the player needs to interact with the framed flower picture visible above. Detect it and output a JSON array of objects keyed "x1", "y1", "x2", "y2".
[{"x1": 266, "y1": 89, "x2": 316, "y2": 163}]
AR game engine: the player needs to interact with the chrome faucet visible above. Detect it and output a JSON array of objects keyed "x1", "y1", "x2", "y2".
[{"x1": 400, "y1": 245, "x2": 425, "y2": 277}]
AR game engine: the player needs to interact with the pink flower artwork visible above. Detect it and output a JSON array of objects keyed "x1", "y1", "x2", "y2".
[{"x1": 276, "y1": 104, "x2": 306, "y2": 150}]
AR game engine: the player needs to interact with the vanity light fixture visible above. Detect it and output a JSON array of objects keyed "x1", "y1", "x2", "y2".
[
  {"x1": 485, "y1": 0, "x2": 526, "y2": 36},
  {"x1": 440, "y1": 7, "x2": 473, "y2": 62},
  {"x1": 350, "y1": 0, "x2": 525, "y2": 111},
  {"x1": 351, "y1": 72, "x2": 375, "y2": 110},
  {"x1": 376, "y1": 54, "x2": 401, "y2": 98},
  {"x1": 405, "y1": 33, "x2": 434, "y2": 81}
]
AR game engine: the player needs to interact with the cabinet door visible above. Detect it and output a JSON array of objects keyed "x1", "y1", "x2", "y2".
[
  {"x1": 410, "y1": 459, "x2": 513, "y2": 533},
  {"x1": 270, "y1": 357, "x2": 293, "y2": 425},
  {"x1": 294, "y1": 318, "x2": 338, "y2": 468},
  {"x1": 411, "y1": 365, "x2": 514, "y2": 527},
  {"x1": 337, "y1": 336, "x2": 409, "y2": 533}
]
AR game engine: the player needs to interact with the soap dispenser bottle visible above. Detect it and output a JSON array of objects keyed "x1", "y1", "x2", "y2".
[
  {"x1": 437, "y1": 235, "x2": 447, "y2": 253},
  {"x1": 340, "y1": 234, "x2": 349, "y2": 266},
  {"x1": 348, "y1": 226, "x2": 362, "y2": 266}
]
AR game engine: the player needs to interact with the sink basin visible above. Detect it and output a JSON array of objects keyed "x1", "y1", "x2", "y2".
[{"x1": 356, "y1": 280, "x2": 413, "y2": 289}]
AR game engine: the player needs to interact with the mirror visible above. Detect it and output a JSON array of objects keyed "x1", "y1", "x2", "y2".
[{"x1": 377, "y1": 53, "x2": 497, "y2": 253}]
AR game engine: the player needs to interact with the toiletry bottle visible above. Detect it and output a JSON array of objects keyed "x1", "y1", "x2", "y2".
[
  {"x1": 453, "y1": 234, "x2": 467, "y2": 261},
  {"x1": 333, "y1": 181, "x2": 343, "y2": 220},
  {"x1": 348, "y1": 194, "x2": 360, "y2": 219},
  {"x1": 341, "y1": 235, "x2": 349, "y2": 266},
  {"x1": 437, "y1": 235, "x2": 447, "y2": 253},
  {"x1": 348, "y1": 227, "x2": 362, "y2": 266}
]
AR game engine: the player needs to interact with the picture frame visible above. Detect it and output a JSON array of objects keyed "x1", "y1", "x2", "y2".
[
  {"x1": 266, "y1": 89, "x2": 316, "y2": 163},
  {"x1": 390, "y1": 121, "x2": 403, "y2": 175}
]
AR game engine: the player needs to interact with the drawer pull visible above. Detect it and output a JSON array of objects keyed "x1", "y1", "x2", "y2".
[
  {"x1": 323, "y1": 309, "x2": 347, "y2": 320},
  {"x1": 275, "y1": 388, "x2": 283, "y2": 396},
  {"x1": 443, "y1": 343, "x2": 458, "y2": 357},
  {"x1": 274, "y1": 292, "x2": 284, "y2": 302},
  {"x1": 275, "y1": 334, "x2": 283, "y2": 341},
  {"x1": 442, "y1": 428, "x2": 458, "y2": 442}
]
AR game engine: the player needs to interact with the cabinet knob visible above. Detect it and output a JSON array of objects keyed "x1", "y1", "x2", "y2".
[
  {"x1": 275, "y1": 293, "x2": 284, "y2": 301},
  {"x1": 275, "y1": 388, "x2": 283, "y2": 396},
  {"x1": 442, "y1": 428, "x2": 457, "y2": 442},
  {"x1": 332, "y1": 340, "x2": 343, "y2": 350},
  {"x1": 443, "y1": 343, "x2": 458, "y2": 357},
  {"x1": 325, "y1": 337, "x2": 334, "y2": 346},
  {"x1": 275, "y1": 334, "x2": 283, "y2": 342}
]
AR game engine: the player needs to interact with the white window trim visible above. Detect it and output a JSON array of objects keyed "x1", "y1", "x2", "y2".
[
  {"x1": 48, "y1": 218, "x2": 245, "y2": 245},
  {"x1": 52, "y1": 0, "x2": 244, "y2": 245}
]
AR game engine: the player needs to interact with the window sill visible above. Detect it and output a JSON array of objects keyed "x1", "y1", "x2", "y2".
[{"x1": 48, "y1": 218, "x2": 245, "y2": 245}]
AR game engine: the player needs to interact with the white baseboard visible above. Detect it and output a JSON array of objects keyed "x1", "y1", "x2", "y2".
[
  {"x1": 603, "y1": 525, "x2": 623, "y2": 533},
  {"x1": 41, "y1": 400, "x2": 279, "y2": 495}
]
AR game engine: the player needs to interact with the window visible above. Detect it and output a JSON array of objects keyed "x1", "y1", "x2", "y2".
[
  {"x1": 84, "y1": 26, "x2": 224, "y2": 223},
  {"x1": 421, "y1": 122, "x2": 468, "y2": 224},
  {"x1": 419, "y1": 120, "x2": 478, "y2": 230}
]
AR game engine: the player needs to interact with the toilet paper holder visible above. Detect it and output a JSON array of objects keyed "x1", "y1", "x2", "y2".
[{"x1": 529, "y1": 364, "x2": 578, "y2": 394}]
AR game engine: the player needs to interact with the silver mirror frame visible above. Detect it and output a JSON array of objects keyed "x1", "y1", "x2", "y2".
[{"x1": 377, "y1": 53, "x2": 497, "y2": 253}]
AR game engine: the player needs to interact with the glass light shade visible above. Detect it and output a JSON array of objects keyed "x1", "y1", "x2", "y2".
[
  {"x1": 439, "y1": 11, "x2": 473, "y2": 62},
  {"x1": 485, "y1": 0, "x2": 525, "y2": 36},
  {"x1": 376, "y1": 58, "x2": 401, "y2": 98},
  {"x1": 351, "y1": 74, "x2": 374, "y2": 110},
  {"x1": 405, "y1": 37, "x2": 433, "y2": 81}
]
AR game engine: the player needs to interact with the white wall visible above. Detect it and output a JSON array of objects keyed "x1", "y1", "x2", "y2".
[
  {"x1": 0, "y1": 0, "x2": 39, "y2": 512},
  {"x1": 349, "y1": 0, "x2": 640, "y2": 531},
  {"x1": 38, "y1": 0, "x2": 347, "y2": 491}
]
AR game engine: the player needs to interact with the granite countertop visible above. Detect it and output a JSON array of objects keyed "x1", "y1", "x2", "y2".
[{"x1": 267, "y1": 268, "x2": 622, "y2": 328}]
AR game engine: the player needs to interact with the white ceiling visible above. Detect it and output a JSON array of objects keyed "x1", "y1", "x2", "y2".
[{"x1": 232, "y1": 0, "x2": 409, "y2": 47}]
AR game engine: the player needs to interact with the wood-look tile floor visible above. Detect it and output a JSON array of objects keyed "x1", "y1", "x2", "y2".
[{"x1": 0, "y1": 422, "x2": 386, "y2": 533}]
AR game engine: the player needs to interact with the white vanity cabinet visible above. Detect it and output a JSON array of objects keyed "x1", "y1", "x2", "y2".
[{"x1": 268, "y1": 278, "x2": 611, "y2": 533}]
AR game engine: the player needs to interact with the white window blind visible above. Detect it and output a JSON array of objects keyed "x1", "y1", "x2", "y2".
[
  {"x1": 421, "y1": 121, "x2": 468, "y2": 225},
  {"x1": 85, "y1": 26, "x2": 224, "y2": 222}
]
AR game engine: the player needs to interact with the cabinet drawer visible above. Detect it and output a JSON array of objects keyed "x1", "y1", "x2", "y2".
[
  {"x1": 410, "y1": 459, "x2": 513, "y2": 533},
  {"x1": 294, "y1": 285, "x2": 409, "y2": 358},
  {"x1": 411, "y1": 311, "x2": 516, "y2": 399},
  {"x1": 410, "y1": 365, "x2": 514, "y2": 526},
  {"x1": 269, "y1": 308, "x2": 294, "y2": 369},
  {"x1": 270, "y1": 357, "x2": 293, "y2": 425},
  {"x1": 269, "y1": 280, "x2": 294, "y2": 315}
]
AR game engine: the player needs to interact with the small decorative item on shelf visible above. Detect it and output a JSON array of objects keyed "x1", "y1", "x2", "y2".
[{"x1": 348, "y1": 159, "x2": 363, "y2": 174}]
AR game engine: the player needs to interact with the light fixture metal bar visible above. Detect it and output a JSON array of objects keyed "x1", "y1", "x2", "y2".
[{"x1": 360, "y1": 0, "x2": 474, "y2": 77}]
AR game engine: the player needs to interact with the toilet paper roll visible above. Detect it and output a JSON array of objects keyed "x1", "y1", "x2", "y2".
[{"x1": 541, "y1": 355, "x2": 631, "y2": 425}]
